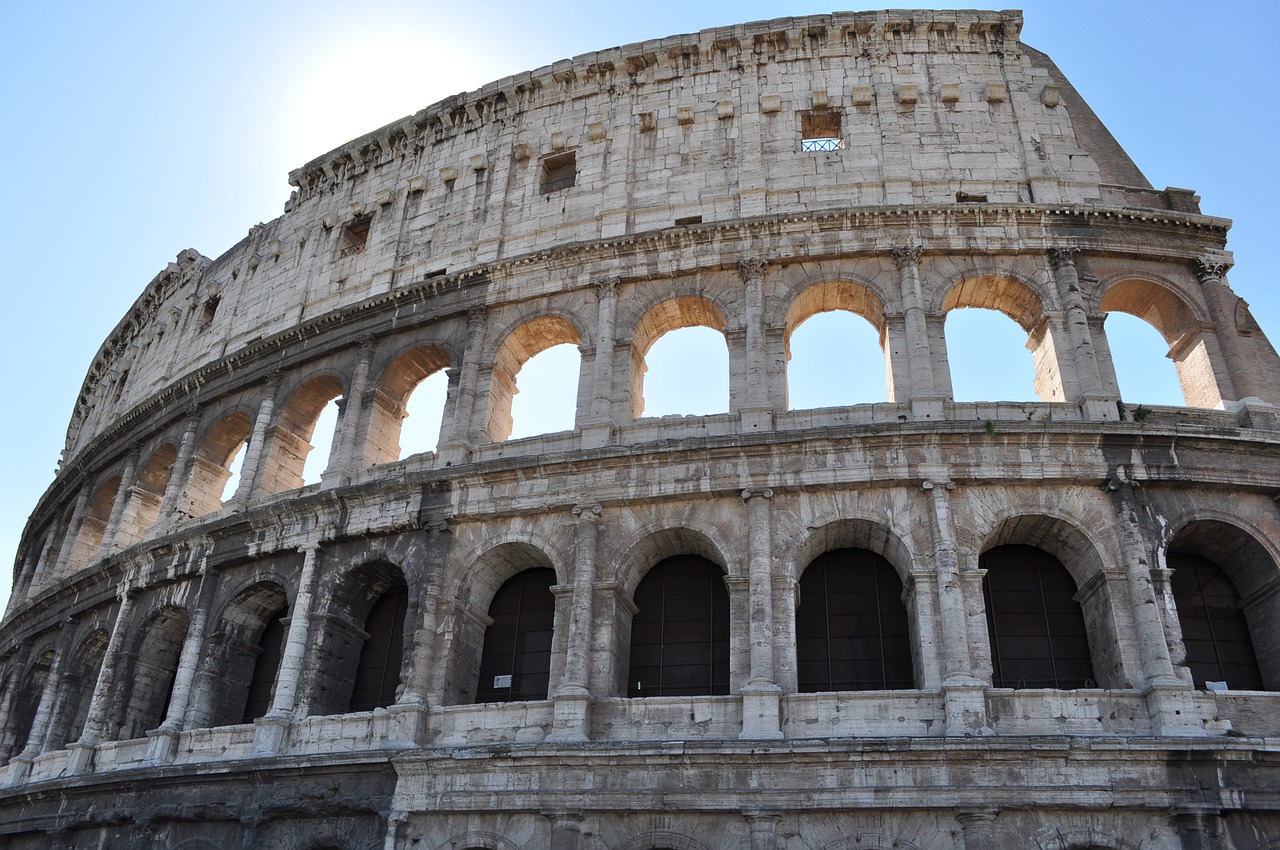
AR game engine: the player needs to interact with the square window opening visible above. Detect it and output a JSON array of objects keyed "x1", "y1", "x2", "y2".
[
  {"x1": 340, "y1": 217, "x2": 372, "y2": 258},
  {"x1": 801, "y1": 110, "x2": 844, "y2": 152},
  {"x1": 540, "y1": 152, "x2": 577, "y2": 194}
]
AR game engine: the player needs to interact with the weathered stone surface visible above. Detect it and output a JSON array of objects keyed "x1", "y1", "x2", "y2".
[{"x1": 3, "y1": 9, "x2": 1280, "y2": 849}]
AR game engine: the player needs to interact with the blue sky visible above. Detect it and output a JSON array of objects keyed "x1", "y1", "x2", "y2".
[{"x1": 2, "y1": 1, "x2": 1277, "y2": 612}]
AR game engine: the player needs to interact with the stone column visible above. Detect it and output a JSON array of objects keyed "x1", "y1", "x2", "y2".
[
  {"x1": 66, "y1": 586, "x2": 138, "y2": 773},
  {"x1": 745, "y1": 811, "x2": 781, "y2": 850},
  {"x1": 582, "y1": 279, "x2": 619, "y2": 448},
  {"x1": 925, "y1": 480, "x2": 990, "y2": 735},
  {"x1": 439, "y1": 306, "x2": 488, "y2": 463},
  {"x1": 955, "y1": 807, "x2": 999, "y2": 850},
  {"x1": 550, "y1": 504, "x2": 602, "y2": 741},
  {"x1": 324, "y1": 338, "x2": 375, "y2": 486},
  {"x1": 1194, "y1": 257, "x2": 1250, "y2": 402},
  {"x1": 547, "y1": 811, "x2": 585, "y2": 850},
  {"x1": 52, "y1": 484, "x2": 94, "y2": 579},
  {"x1": 892, "y1": 246, "x2": 942, "y2": 419},
  {"x1": 156, "y1": 407, "x2": 201, "y2": 531},
  {"x1": 738, "y1": 258, "x2": 775, "y2": 430},
  {"x1": 99, "y1": 447, "x2": 141, "y2": 555},
  {"x1": 740, "y1": 488, "x2": 782, "y2": 740},
  {"x1": 234, "y1": 373, "x2": 283, "y2": 504},
  {"x1": 254, "y1": 540, "x2": 322, "y2": 754},
  {"x1": 399, "y1": 521, "x2": 451, "y2": 707},
  {"x1": 8, "y1": 617, "x2": 79, "y2": 782},
  {"x1": 146, "y1": 545, "x2": 220, "y2": 763},
  {"x1": 0, "y1": 640, "x2": 33, "y2": 759},
  {"x1": 1048, "y1": 247, "x2": 1115, "y2": 419}
]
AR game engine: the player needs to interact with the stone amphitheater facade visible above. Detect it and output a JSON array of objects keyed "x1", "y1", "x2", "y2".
[{"x1": 3, "y1": 8, "x2": 1280, "y2": 849}]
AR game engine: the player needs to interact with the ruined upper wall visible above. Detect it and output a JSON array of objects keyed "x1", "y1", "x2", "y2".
[{"x1": 62, "y1": 9, "x2": 1191, "y2": 461}]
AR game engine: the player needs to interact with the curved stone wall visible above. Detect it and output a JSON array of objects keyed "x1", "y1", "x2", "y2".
[{"x1": 3, "y1": 9, "x2": 1280, "y2": 850}]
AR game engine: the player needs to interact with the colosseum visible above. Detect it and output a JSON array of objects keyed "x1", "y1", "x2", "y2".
[{"x1": 3, "y1": 8, "x2": 1279, "y2": 849}]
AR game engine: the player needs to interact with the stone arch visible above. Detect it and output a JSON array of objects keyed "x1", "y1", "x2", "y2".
[
  {"x1": 310, "y1": 560, "x2": 410, "y2": 715},
  {"x1": 612, "y1": 833, "x2": 712, "y2": 850},
  {"x1": 259, "y1": 372, "x2": 347, "y2": 494},
  {"x1": 444, "y1": 540, "x2": 561, "y2": 706},
  {"x1": 1163, "y1": 516, "x2": 1280, "y2": 689},
  {"x1": 784, "y1": 279, "x2": 892, "y2": 405},
  {"x1": 1098, "y1": 274, "x2": 1221, "y2": 407},
  {"x1": 975, "y1": 513, "x2": 1127, "y2": 688},
  {"x1": 941, "y1": 273, "x2": 1061, "y2": 402},
  {"x1": 65, "y1": 475, "x2": 121, "y2": 575},
  {"x1": 366, "y1": 343, "x2": 453, "y2": 465},
  {"x1": 116, "y1": 605, "x2": 189, "y2": 740},
  {"x1": 820, "y1": 834, "x2": 923, "y2": 850},
  {"x1": 433, "y1": 832, "x2": 524, "y2": 850},
  {"x1": 184, "y1": 409, "x2": 253, "y2": 518},
  {"x1": 484, "y1": 314, "x2": 584, "y2": 442},
  {"x1": 45, "y1": 627, "x2": 109, "y2": 750},
  {"x1": 116, "y1": 442, "x2": 177, "y2": 546},
  {"x1": 189, "y1": 580, "x2": 290, "y2": 728},
  {"x1": 612, "y1": 523, "x2": 738, "y2": 598},
  {"x1": 1033, "y1": 827, "x2": 1143, "y2": 850},
  {"x1": 627, "y1": 295, "x2": 730, "y2": 419},
  {"x1": 2, "y1": 648, "x2": 54, "y2": 759}
]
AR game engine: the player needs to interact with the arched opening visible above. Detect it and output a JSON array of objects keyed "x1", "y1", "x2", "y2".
[
  {"x1": 1167, "y1": 553, "x2": 1264, "y2": 690},
  {"x1": 942, "y1": 276, "x2": 1056, "y2": 403},
  {"x1": 630, "y1": 297, "x2": 730, "y2": 419},
  {"x1": 981, "y1": 545, "x2": 1095, "y2": 689},
  {"x1": 4, "y1": 650, "x2": 52, "y2": 758},
  {"x1": 189, "y1": 581, "x2": 290, "y2": 728},
  {"x1": 1100, "y1": 313, "x2": 1184, "y2": 406},
  {"x1": 46, "y1": 629, "x2": 109, "y2": 750},
  {"x1": 117, "y1": 443, "x2": 177, "y2": 546},
  {"x1": 1099, "y1": 279, "x2": 1218, "y2": 407},
  {"x1": 475, "y1": 567, "x2": 556, "y2": 703},
  {"x1": 65, "y1": 477, "x2": 121, "y2": 574},
  {"x1": 185, "y1": 411, "x2": 252, "y2": 518},
  {"x1": 627, "y1": 555, "x2": 730, "y2": 697},
  {"x1": 309, "y1": 561, "x2": 410, "y2": 715},
  {"x1": 257, "y1": 374, "x2": 346, "y2": 493},
  {"x1": 485, "y1": 316, "x2": 582, "y2": 442},
  {"x1": 366, "y1": 345, "x2": 452, "y2": 464},
  {"x1": 117, "y1": 607, "x2": 189, "y2": 740},
  {"x1": 796, "y1": 548, "x2": 913, "y2": 691},
  {"x1": 784, "y1": 280, "x2": 891, "y2": 408},
  {"x1": 1166, "y1": 519, "x2": 1278, "y2": 690}
]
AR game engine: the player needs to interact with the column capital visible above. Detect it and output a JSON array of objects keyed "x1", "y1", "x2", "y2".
[
  {"x1": 572, "y1": 503, "x2": 603, "y2": 518},
  {"x1": 890, "y1": 244, "x2": 924, "y2": 269},
  {"x1": 737, "y1": 256, "x2": 768, "y2": 283},
  {"x1": 593, "y1": 276, "x2": 620, "y2": 298},
  {"x1": 356, "y1": 334, "x2": 377, "y2": 357},
  {"x1": 741, "y1": 487, "x2": 773, "y2": 502},
  {"x1": 466, "y1": 304, "x2": 488, "y2": 330},
  {"x1": 1193, "y1": 257, "x2": 1232, "y2": 285},
  {"x1": 1047, "y1": 245, "x2": 1081, "y2": 270}
]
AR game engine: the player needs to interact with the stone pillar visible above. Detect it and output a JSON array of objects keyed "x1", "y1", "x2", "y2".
[
  {"x1": 324, "y1": 338, "x2": 376, "y2": 486},
  {"x1": 52, "y1": 484, "x2": 94, "y2": 579},
  {"x1": 1048, "y1": 247, "x2": 1115, "y2": 419},
  {"x1": 156, "y1": 407, "x2": 202, "y2": 531},
  {"x1": 892, "y1": 246, "x2": 943, "y2": 419},
  {"x1": 550, "y1": 504, "x2": 602, "y2": 742},
  {"x1": 1151, "y1": 563, "x2": 1192, "y2": 685},
  {"x1": 1106, "y1": 473, "x2": 1197, "y2": 735},
  {"x1": 737, "y1": 258, "x2": 774, "y2": 431},
  {"x1": 925, "y1": 480, "x2": 990, "y2": 735},
  {"x1": 234, "y1": 373, "x2": 283, "y2": 504},
  {"x1": 146, "y1": 546, "x2": 220, "y2": 763},
  {"x1": 1194, "y1": 257, "x2": 1250, "y2": 402},
  {"x1": 99, "y1": 447, "x2": 141, "y2": 555},
  {"x1": 254, "y1": 540, "x2": 322, "y2": 753},
  {"x1": 547, "y1": 811, "x2": 585, "y2": 850},
  {"x1": 66, "y1": 586, "x2": 138, "y2": 773},
  {"x1": 740, "y1": 488, "x2": 782, "y2": 740},
  {"x1": 439, "y1": 306, "x2": 488, "y2": 463},
  {"x1": 0, "y1": 640, "x2": 33, "y2": 759},
  {"x1": 745, "y1": 811, "x2": 781, "y2": 850},
  {"x1": 399, "y1": 521, "x2": 451, "y2": 707},
  {"x1": 582, "y1": 278, "x2": 619, "y2": 448},
  {"x1": 955, "y1": 807, "x2": 999, "y2": 850},
  {"x1": 8, "y1": 617, "x2": 78, "y2": 782}
]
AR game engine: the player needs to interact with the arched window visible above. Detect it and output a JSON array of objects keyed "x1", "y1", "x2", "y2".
[
  {"x1": 349, "y1": 585, "x2": 409, "y2": 711},
  {"x1": 629, "y1": 297, "x2": 730, "y2": 419},
  {"x1": 5, "y1": 651, "x2": 52, "y2": 757},
  {"x1": 366, "y1": 345, "x2": 452, "y2": 464},
  {"x1": 47, "y1": 630, "x2": 109, "y2": 750},
  {"x1": 796, "y1": 549, "x2": 913, "y2": 691},
  {"x1": 242, "y1": 606, "x2": 288, "y2": 723},
  {"x1": 787, "y1": 311, "x2": 888, "y2": 409},
  {"x1": 627, "y1": 556, "x2": 730, "y2": 697},
  {"x1": 475, "y1": 568, "x2": 556, "y2": 703},
  {"x1": 945, "y1": 308, "x2": 1039, "y2": 402},
  {"x1": 260, "y1": 374, "x2": 345, "y2": 494},
  {"x1": 486, "y1": 317, "x2": 582, "y2": 442},
  {"x1": 119, "y1": 608, "x2": 189, "y2": 739},
  {"x1": 982, "y1": 545, "x2": 1095, "y2": 689},
  {"x1": 1101, "y1": 312, "x2": 1183, "y2": 406},
  {"x1": 1168, "y1": 553, "x2": 1265, "y2": 690},
  {"x1": 185, "y1": 411, "x2": 252, "y2": 517}
]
